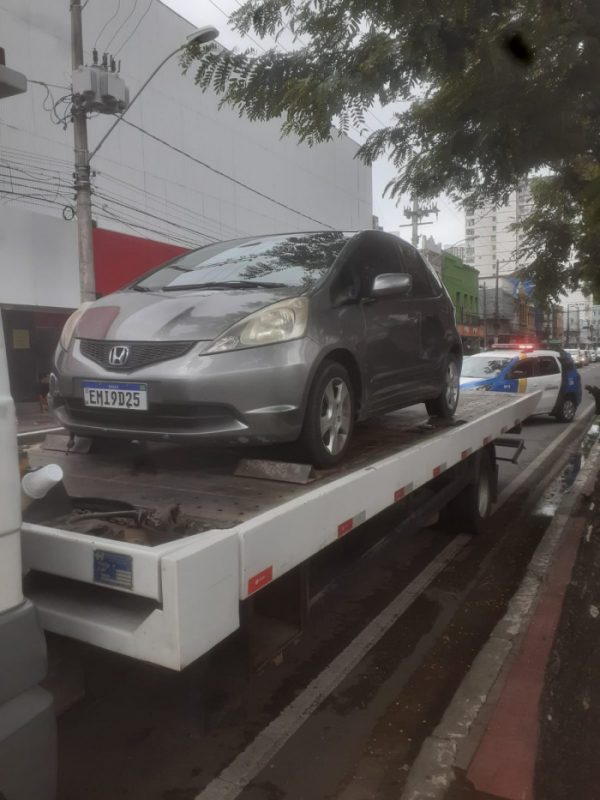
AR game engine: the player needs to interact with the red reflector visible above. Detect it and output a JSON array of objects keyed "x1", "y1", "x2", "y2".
[
  {"x1": 337, "y1": 518, "x2": 354, "y2": 538},
  {"x1": 394, "y1": 487, "x2": 406, "y2": 502},
  {"x1": 248, "y1": 566, "x2": 273, "y2": 595},
  {"x1": 483, "y1": 436, "x2": 492, "y2": 446},
  {"x1": 433, "y1": 464, "x2": 445, "y2": 477},
  {"x1": 461, "y1": 448, "x2": 472, "y2": 460}
]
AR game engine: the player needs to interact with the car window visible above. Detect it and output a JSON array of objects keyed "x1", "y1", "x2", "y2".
[
  {"x1": 538, "y1": 356, "x2": 560, "y2": 376},
  {"x1": 462, "y1": 356, "x2": 511, "y2": 378},
  {"x1": 346, "y1": 232, "x2": 407, "y2": 295},
  {"x1": 133, "y1": 231, "x2": 353, "y2": 291},
  {"x1": 507, "y1": 358, "x2": 537, "y2": 379},
  {"x1": 396, "y1": 242, "x2": 436, "y2": 298}
]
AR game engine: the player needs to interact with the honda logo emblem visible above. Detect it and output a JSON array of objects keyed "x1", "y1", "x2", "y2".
[{"x1": 108, "y1": 345, "x2": 130, "y2": 366}]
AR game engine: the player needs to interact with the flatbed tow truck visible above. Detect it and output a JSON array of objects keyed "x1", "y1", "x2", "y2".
[{"x1": 19, "y1": 390, "x2": 541, "y2": 672}]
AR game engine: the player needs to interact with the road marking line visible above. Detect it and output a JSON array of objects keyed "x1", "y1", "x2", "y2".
[{"x1": 194, "y1": 534, "x2": 471, "y2": 800}]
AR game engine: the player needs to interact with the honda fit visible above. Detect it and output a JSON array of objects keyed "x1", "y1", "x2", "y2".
[{"x1": 51, "y1": 230, "x2": 462, "y2": 467}]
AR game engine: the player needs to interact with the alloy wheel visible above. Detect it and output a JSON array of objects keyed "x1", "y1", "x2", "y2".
[
  {"x1": 319, "y1": 377, "x2": 352, "y2": 456},
  {"x1": 445, "y1": 360, "x2": 460, "y2": 410}
]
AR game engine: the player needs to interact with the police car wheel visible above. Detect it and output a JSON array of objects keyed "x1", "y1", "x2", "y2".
[{"x1": 555, "y1": 395, "x2": 576, "y2": 423}]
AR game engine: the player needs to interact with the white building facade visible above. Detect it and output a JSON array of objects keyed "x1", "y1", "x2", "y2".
[
  {"x1": 464, "y1": 181, "x2": 534, "y2": 278},
  {"x1": 0, "y1": 0, "x2": 372, "y2": 399}
]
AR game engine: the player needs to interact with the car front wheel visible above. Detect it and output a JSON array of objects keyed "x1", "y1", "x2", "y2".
[
  {"x1": 299, "y1": 361, "x2": 355, "y2": 468},
  {"x1": 425, "y1": 354, "x2": 460, "y2": 419}
]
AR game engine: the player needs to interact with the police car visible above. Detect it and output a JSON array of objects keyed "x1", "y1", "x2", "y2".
[{"x1": 460, "y1": 346, "x2": 582, "y2": 422}]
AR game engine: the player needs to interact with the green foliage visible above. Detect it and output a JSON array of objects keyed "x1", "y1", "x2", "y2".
[
  {"x1": 519, "y1": 167, "x2": 600, "y2": 306},
  {"x1": 182, "y1": 0, "x2": 600, "y2": 301}
]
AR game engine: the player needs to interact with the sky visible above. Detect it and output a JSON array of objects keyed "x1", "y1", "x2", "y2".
[{"x1": 162, "y1": 0, "x2": 464, "y2": 248}]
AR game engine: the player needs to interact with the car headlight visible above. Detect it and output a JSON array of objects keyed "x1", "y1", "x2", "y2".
[
  {"x1": 206, "y1": 296, "x2": 309, "y2": 353},
  {"x1": 59, "y1": 302, "x2": 93, "y2": 351}
]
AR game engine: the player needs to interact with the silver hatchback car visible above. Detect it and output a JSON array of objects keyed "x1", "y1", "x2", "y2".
[{"x1": 51, "y1": 230, "x2": 462, "y2": 466}]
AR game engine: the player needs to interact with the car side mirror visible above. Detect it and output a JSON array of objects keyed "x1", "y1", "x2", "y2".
[{"x1": 370, "y1": 273, "x2": 412, "y2": 298}]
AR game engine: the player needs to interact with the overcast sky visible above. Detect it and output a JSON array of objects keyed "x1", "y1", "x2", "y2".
[{"x1": 162, "y1": 0, "x2": 464, "y2": 247}]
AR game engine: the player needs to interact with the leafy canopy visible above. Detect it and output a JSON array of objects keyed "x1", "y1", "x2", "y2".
[{"x1": 183, "y1": 0, "x2": 600, "y2": 303}]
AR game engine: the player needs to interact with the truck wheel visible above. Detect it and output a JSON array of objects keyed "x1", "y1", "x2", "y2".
[
  {"x1": 554, "y1": 395, "x2": 577, "y2": 423},
  {"x1": 299, "y1": 361, "x2": 355, "y2": 468},
  {"x1": 425, "y1": 354, "x2": 460, "y2": 419},
  {"x1": 442, "y1": 449, "x2": 495, "y2": 536}
]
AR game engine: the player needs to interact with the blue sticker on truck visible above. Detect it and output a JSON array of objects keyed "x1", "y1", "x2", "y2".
[{"x1": 93, "y1": 549, "x2": 133, "y2": 590}]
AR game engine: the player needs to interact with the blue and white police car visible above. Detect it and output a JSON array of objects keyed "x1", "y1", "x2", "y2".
[{"x1": 460, "y1": 346, "x2": 581, "y2": 422}]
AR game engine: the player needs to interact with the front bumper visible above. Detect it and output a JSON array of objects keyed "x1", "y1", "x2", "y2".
[{"x1": 52, "y1": 338, "x2": 321, "y2": 444}]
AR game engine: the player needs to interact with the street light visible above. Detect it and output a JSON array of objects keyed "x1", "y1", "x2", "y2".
[
  {"x1": 88, "y1": 26, "x2": 219, "y2": 162},
  {"x1": 70, "y1": 9, "x2": 219, "y2": 303}
]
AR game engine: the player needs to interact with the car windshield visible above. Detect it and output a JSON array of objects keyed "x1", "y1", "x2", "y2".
[
  {"x1": 462, "y1": 355, "x2": 512, "y2": 378},
  {"x1": 133, "y1": 232, "x2": 353, "y2": 292}
]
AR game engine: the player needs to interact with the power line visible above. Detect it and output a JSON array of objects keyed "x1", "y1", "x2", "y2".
[
  {"x1": 96, "y1": 173, "x2": 245, "y2": 239},
  {"x1": 206, "y1": 0, "x2": 269, "y2": 54},
  {"x1": 114, "y1": 0, "x2": 153, "y2": 56},
  {"x1": 117, "y1": 116, "x2": 336, "y2": 229},
  {"x1": 93, "y1": 189, "x2": 220, "y2": 242},
  {"x1": 105, "y1": 0, "x2": 139, "y2": 52},
  {"x1": 94, "y1": 0, "x2": 122, "y2": 49}
]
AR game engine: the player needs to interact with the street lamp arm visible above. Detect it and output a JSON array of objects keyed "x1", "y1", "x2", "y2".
[
  {"x1": 88, "y1": 26, "x2": 218, "y2": 162},
  {"x1": 89, "y1": 46, "x2": 182, "y2": 161}
]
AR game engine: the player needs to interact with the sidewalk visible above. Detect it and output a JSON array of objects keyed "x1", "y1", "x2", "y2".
[
  {"x1": 15, "y1": 401, "x2": 62, "y2": 436},
  {"x1": 402, "y1": 420, "x2": 600, "y2": 800}
]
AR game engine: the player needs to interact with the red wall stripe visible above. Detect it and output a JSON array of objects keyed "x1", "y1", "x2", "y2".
[{"x1": 93, "y1": 227, "x2": 189, "y2": 296}]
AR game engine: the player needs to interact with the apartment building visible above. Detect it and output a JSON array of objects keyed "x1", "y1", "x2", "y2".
[{"x1": 464, "y1": 182, "x2": 534, "y2": 278}]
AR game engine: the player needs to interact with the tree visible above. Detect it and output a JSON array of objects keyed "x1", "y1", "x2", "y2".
[{"x1": 183, "y1": 0, "x2": 600, "y2": 303}]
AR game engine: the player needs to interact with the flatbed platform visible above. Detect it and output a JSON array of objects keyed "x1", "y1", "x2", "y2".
[
  {"x1": 21, "y1": 391, "x2": 541, "y2": 669},
  {"x1": 26, "y1": 393, "x2": 521, "y2": 539}
]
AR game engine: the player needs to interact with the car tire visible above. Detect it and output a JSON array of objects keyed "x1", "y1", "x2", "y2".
[
  {"x1": 425, "y1": 353, "x2": 460, "y2": 419},
  {"x1": 442, "y1": 448, "x2": 495, "y2": 536},
  {"x1": 299, "y1": 361, "x2": 355, "y2": 468},
  {"x1": 555, "y1": 394, "x2": 577, "y2": 423}
]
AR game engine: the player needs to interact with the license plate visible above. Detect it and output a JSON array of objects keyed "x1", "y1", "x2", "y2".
[{"x1": 83, "y1": 381, "x2": 148, "y2": 411}]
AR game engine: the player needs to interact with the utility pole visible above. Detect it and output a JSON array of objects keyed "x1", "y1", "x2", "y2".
[
  {"x1": 482, "y1": 284, "x2": 488, "y2": 347},
  {"x1": 494, "y1": 258, "x2": 500, "y2": 337},
  {"x1": 70, "y1": 0, "x2": 96, "y2": 303},
  {"x1": 403, "y1": 194, "x2": 439, "y2": 248}
]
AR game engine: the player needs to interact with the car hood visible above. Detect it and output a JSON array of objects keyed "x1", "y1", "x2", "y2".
[{"x1": 75, "y1": 286, "x2": 300, "y2": 342}]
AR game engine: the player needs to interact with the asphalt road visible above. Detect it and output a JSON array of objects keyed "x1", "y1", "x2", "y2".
[{"x1": 55, "y1": 365, "x2": 600, "y2": 800}]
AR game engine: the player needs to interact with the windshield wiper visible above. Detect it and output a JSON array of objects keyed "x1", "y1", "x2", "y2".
[
  {"x1": 131, "y1": 284, "x2": 152, "y2": 292},
  {"x1": 161, "y1": 280, "x2": 288, "y2": 291}
]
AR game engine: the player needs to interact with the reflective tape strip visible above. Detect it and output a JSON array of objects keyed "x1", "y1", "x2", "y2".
[
  {"x1": 248, "y1": 566, "x2": 273, "y2": 595},
  {"x1": 394, "y1": 482, "x2": 414, "y2": 502},
  {"x1": 518, "y1": 378, "x2": 527, "y2": 393},
  {"x1": 337, "y1": 510, "x2": 367, "y2": 538}
]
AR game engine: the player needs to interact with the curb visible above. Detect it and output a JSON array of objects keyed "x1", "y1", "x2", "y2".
[
  {"x1": 17, "y1": 426, "x2": 64, "y2": 445},
  {"x1": 400, "y1": 416, "x2": 600, "y2": 800}
]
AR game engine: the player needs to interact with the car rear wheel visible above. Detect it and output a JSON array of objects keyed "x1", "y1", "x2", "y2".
[
  {"x1": 555, "y1": 394, "x2": 577, "y2": 423},
  {"x1": 425, "y1": 354, "x2": 460, "y2": 419},
  {"x1": 299, "y1": 361, "x2": 354, "y2": 468},
  {"x1": 442, "y1": 448, "x2": 496, "y2": 535}
]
